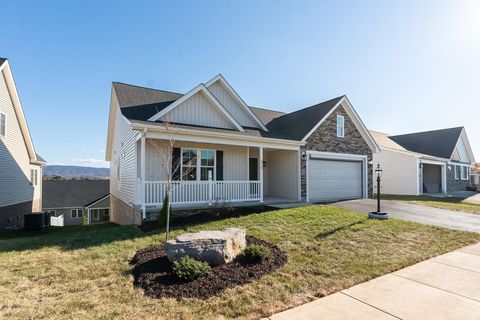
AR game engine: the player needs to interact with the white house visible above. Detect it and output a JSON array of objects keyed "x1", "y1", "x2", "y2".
[
  {"x1": 0, "y1": 58, "x2": 45, "y2": 228},
  {"x1": 371, "y1": 127, "x2": 476, "y2": 196},
  {"x1": 105, "y1": 74, "x2": 379, "y2": 225}
]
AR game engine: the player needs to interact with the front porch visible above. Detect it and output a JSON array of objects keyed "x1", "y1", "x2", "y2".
[{"x1": 135, "y1": 136, "x2": 302, "y2": 218}]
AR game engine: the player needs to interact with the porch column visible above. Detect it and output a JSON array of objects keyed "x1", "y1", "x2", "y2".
[
  {"x1": 140, "y1": 129, "x2": 147, "y2": 220},
  {"x1": 259, "y1": 146, "x2": 264, "y2": 202}
]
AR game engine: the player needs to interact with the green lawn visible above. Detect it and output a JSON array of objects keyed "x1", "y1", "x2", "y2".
[
  {"x1": 1, "y1": 206, "x2": 479, "y2": 320},
  {"x1": 381, "y1": 194, "x2": 480, "y2": 215}
]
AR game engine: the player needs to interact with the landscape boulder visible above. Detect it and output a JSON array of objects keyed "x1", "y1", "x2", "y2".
[{"x1": 165, "y1": 228, "x2": 246, "y2": 266}]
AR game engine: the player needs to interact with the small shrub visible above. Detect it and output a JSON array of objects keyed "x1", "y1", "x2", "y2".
[
  {"x1": 172, "y1": 256, "x2": 211, "y2": 281},
  {"x1": 157, "y1": 194, "x2": 169, "y2": 227},
  {"x1": 240, "y1": 244, "x2": 271, "y2": 263}
]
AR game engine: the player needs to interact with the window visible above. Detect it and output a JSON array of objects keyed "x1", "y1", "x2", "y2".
[
  {"x1": 181, "y1": 149, "x2": 197, "y2": 181},
  {"x1": 181, "y1": 148, "x2": 216, "y2": 181},
  {"x1": 0, "y1": 112, "x2": 5, "y2": 137},
  {"x1": 30, "y1": 169, "x2": 38, "y2": 186},
  {"x1": 454, "y1": 166, "x2": 460, "y2": 180},
  {"x1": 200, "y1": 150, "x2": 215, "y2": 181},
  {"x1": 92, "y1": 209, "x2": 100, "y2": 221},
  {"x1": 337, "y1": 115, "x2": 345, "y2": 138},
  {"x1": 71, "y1": 209, "x2": 83, "y2": 219},
  {"x1": 461, "y1": 166, "x2": 468, "y2": 181}
]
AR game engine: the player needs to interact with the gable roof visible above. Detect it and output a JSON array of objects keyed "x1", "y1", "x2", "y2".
[
  {"x1": 205, "y1": 74, "x2": 268, "y2": 131},
  {"x1": 263, "y1": 96, "x2": 344, "y2": 140},
  {"x1": 370, "y1": 130, "x2": 408, "y2": 152},
  {"x1": 147, "y1": 83, "x2": 245, "y2": 131},
  {"x1": 389, "y1": 127, "x2": 463, "y2": 159},
  {"x1": 42, "y1": 180, "x2": 110, "y2": 209},
  {"x1": 0, "y1": 58, "x2": 42, "y2": 164},
  {"x1": 249, "y1": 106, "x2": 286, "y2": 125}
]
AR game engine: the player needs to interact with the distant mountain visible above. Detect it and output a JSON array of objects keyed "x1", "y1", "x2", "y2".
[{"x1": 43, "y1": 165, "x2": 110, "y2": 179}]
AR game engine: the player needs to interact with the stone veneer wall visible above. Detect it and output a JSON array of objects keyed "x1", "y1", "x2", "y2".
[
  {"x1": 110, "y1": 194, "x2": 142, "y2": 225},
  {"x1": 447, "y1": 167, "x2": 470, "y2": 193},
  {"x1": 301, "y1": 105, "x2": 373, "y2": 199},
  {"x1": 0, "y1": 200, "x2": 32, "y2": 229}
]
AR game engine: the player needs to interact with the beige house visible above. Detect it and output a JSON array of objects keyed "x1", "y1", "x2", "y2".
[
  {"x1": 0, "y1": 58, "x2": 45, "y2": 229},
  {"x1": 106, "y1": 74, "x2": 378, "y2": 225},
  {"x1": 371, "y1": 128, "x2": 476, "y2": 196}
]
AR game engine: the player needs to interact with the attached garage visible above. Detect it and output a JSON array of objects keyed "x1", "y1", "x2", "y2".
[{"x1": 307, "y1": 153, "x2": 367, "y2": 203}]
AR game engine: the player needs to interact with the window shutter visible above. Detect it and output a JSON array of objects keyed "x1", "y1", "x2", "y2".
[
  {"x1": 216, "y1": 150, "x2": 224, "y2": 181},
  {"x1": 172, "y1": 148, "x2": 181, "y2": 180}
]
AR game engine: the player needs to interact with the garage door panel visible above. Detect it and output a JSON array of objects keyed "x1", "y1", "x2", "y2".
[{"x1": 309, "y1": 159, "x2": 363, "y2": 202}]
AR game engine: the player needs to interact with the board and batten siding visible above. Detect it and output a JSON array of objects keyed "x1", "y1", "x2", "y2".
[
  {"x1": 207, "y1": 81, "x2": 258, "y2": 128},
  {"x1": 144, "y1": 139, "x2": 249, "y2": 181},
  {"x1": 264, "y1": 150, "x2": 299, "y2": 199},
  {"x1": 110, "y1": 92, "x2": 138, "y2": 206},
  {"x1": 161, "y1": 91, "x2": 236, "y2": 130},
  {"x1": 373, "y1": 149, "x2": 419, "y2": 195},
  {"x1": 0, "y1": 69, "x2": 37, "y2": 208}
]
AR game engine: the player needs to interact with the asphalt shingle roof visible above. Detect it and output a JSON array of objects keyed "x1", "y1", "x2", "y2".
[
  {"x1": 0, "y1": 58, "x2": 6, "y2": 67},
  {"x1": 114, "y1": 81, "x2": 345, "y2": 141},
  {"x1": 35, "y1": 153, "x2": 46, "y2": 163},
  {"x1": 263, "y1": 96, "x2": 344, "y2": 140},
  {"x1": 389, "y1": 127, "x2": 463, "y2": 159},
  {"x1": 249, "y1": 107, "x2": 286, "y2": 125},
  {"x1": 113, "y1": 82, "x2": 182, "y2": 108},
  {"x1": 42, "y1": 180, "x2": 110, "y2": 209}
]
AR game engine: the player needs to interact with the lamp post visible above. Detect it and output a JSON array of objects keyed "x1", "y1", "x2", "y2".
[
  {"x1": 375, "y1": 164, "x2": 383, "y2": 213},
  {"x1": 369, "y1": 164, "x2": 389, "y2": 220}
]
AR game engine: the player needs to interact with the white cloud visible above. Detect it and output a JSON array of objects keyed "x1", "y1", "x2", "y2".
[{"x1": 72, "y1": 158, "x2": 109, "y2": 167}]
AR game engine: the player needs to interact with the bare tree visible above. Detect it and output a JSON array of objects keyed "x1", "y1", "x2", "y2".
[{"x1": 150, "y1": 118, "x2": 194, "y2": 241}]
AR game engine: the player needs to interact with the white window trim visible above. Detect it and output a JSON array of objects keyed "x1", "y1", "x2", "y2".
[
  {"x1": 337, "y1": 115, "x2": 345, "y2": 138},
  {"x1": 0, "y1": 112, "x2": 6, "y2": 138},
  {"x1": 71, "y1": 209, "x2": 84, "y2": 219},
  {"x1": 180, "y1": 147, "x2": 216, "y2": 181},
  {"x1": 461, "y1": 166, "x2": 468, "y2": 181},
  {"x1": 30, "y1": 169, "x2": 38, "y2": 186}
]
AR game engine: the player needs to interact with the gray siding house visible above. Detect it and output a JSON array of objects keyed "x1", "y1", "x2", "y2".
[
  {"x1": 42, "y1": 180, "x2": 110, "y2": 226},
  {"x1": 105, "y1": 74, "x2": 379, "y2": 225},
  {"x1": 0, "y1": 58, "x2": 45, "y2": 229}
]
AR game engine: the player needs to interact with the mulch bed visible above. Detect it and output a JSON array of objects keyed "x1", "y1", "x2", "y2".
[{"x1": 129, "y1": 236, "x2": 287, "y2": 299}]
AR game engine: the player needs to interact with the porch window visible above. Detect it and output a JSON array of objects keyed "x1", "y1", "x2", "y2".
[
  {"x1": 200, "y1": 150, "x2": 215, "y2": 180},
  {"x1": 454, "y1": 165, "x2": 460, "y2": 180},
  {"x1": 337, "y1": 115, "x2": 345, "y2": 138},
  {"x1": 181, "y1": 149, "x2": 197, "y2": 181},
  {"x1": 181, "y1": 148, "x2": 216, "y2": 181},
  {"x1": 461, "y1": 166, "x2": 468, "y2": 180}
]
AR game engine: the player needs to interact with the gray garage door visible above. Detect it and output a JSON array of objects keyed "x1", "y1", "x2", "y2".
[{"x1": 308, "y1": 159, "x2": 363, "y2": 202}]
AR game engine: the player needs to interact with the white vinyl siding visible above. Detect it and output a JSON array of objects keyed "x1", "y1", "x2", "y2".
[
  {"x1": 145, "y1": 140, "x2": 248, "y2": 181},
  {"x1": 207, "y1": 81, "x2": 258, "y2": 128},
  {"x1": 160, "y1": 91, "x2": 236, "y2": 130},
  {"x1": 109, "y1": 90, "x2": 137, "y2": 206},
  {"x1": 0, "y1": 69, "x2": 37, "y2": 208},
  {"x1": 264, "y1": 150, "x2": 299, "y2": 199},
  {"x1": 373, "y1": 149, "x2": 419, "y2": 195}
]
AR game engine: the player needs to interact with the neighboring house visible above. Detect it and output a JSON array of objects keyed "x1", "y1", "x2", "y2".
[
  {"x1": 0, "y1": 58, "x2": 46, "y2": 229},
  {"x1": 371, "y1": 127, "x2": 476, "y2": 196},
  {"x1": 105, "y1": 74, "x2": 379, "y2": 225},
  {"x1": 42, "y1": 180, "x2": 110, "y2": 226}
]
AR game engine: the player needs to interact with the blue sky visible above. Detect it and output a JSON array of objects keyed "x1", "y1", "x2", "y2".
[{"x1": 1, "y1": 0, "x2": 479, "y2": 167}]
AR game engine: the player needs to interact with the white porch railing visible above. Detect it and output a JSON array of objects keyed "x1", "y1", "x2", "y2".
[
  {"x1": 50, "y1": 215, "x2": 64, "y2": 227},
  {"x1": 141, "y1": 180, "x2": 262, "y2": 206}
]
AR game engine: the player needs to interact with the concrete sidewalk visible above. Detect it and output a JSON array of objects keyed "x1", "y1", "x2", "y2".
[{"x1": 268, "y1": 242, "x2": 480, "y2": 320}]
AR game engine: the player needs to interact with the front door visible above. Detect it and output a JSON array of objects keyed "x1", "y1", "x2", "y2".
[{"x1": 249, "y1": 158, "x2": 258, "y2": 181}]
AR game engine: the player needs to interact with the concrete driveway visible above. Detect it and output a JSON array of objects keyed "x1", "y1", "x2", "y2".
[
  {"x1": 269, "y1": 242, "x2": 480, "y2": 320},
  {"x1": 332, "y1": 199, "x2": 480, "y2": 233}
]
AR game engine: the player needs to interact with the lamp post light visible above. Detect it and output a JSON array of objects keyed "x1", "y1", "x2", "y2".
[{"x1": 369, "y1": 164, "x2": 389, "y2": 220}]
